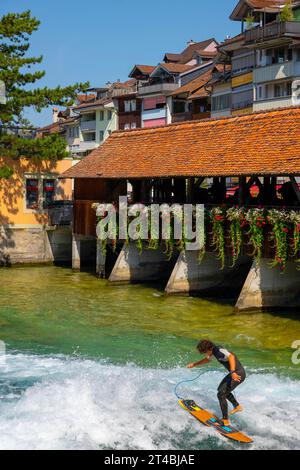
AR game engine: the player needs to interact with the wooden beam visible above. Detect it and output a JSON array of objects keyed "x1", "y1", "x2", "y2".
[{"x1": 289, "y1": 176, "x2": 300, "y2": 203}]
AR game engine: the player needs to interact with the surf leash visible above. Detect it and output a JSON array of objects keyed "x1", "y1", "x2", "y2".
[{"x1": 174, "y1": 369, "x2": 213, "y2": 400}]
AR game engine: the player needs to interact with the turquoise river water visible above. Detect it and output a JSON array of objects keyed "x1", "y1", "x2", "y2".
[{"x1": 0, "y1": 266, "x2": 300, "y2": 450}]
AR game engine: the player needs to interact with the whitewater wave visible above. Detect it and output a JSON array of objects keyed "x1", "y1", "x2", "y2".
[{"x1": 0, "y1": 353, "x2": 299, "y2": 450}]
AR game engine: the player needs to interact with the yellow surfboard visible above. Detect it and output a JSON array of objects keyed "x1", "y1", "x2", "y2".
[{"x1": 179, "y1": 399, "x2": 253, "y2": 444}]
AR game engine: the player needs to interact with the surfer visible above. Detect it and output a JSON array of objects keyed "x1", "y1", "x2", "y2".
[{"x1": 187, "y1": 340, "x2": 246, "y2": 427}]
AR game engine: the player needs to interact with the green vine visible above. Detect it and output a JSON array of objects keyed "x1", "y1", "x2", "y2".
[
  {"x1": 245, "y1": 208, "x2": 266, "y2": 263},
  {"x1": 210, "y1": 207, "x2": 226, "y2": 269},
  {"x1": 227, "y1": 207, "x2": 245, "y2": 267},
  {"x1": 268, "y1": 209, "x2": 291, "y2": 271}
]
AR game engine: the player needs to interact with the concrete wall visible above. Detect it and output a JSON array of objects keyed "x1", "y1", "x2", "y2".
[
  {"x1": 236, "y1": 258, "x2": 300, "y2": 311},
  {"x1": 166, "y1": 251, "x2": 251, "y2": 297},
  {"x1": 109, "y1": 242, "x2": 177, "y2": 283},
  {"x1": 0, "y1": 226, "x2": 72, "y2": 266}
]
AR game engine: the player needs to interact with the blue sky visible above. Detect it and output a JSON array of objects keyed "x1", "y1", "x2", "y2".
[{"x1": 1, "y1": 0, "x2": 240, "y2": 126}]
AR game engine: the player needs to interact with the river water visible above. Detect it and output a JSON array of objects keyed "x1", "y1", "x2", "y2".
[{"x1": 0, "y1": 266, "x2": 299, "y2": 450}]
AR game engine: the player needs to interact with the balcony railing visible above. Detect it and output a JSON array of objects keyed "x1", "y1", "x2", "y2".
[
  {"x1": 138, "y1": 82, "x2": 178, "y2": 96},
  {"x1": 254, "y1": 61, "x2": 294, "y2": 83},
  {"x1": 245, "y1": 21, "x2": 300, "y2": 44},
  {"x1": 80, "y1": 120, "x2": 96, "y2": 132},
  {"x1": 111, "y1": 86, "x2": 137, "y2": 97},
  {"x1": 172, "y1": 112, "x2": 192, "y2": 123},
  {"x1": 78, "y1": 141, "x2": 98, "y2": 152}
]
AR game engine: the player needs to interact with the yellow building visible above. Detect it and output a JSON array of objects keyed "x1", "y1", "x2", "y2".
[{"x1": 0, "y1": 157, "x2": 73, "y2": 265}]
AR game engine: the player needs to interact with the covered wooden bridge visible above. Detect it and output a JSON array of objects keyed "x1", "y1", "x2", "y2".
[{"x1": 61, "y1": 107, "x2": 300, "y2": 311}]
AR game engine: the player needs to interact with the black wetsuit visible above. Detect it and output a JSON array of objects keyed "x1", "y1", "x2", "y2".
[{"x1": 209, "y1": 345, "x2": 246, "y2": 420}]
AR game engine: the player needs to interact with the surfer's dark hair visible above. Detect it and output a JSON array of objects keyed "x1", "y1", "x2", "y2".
[{"x1": 197, "y1": 340, "x2": 214, "y2": 353}]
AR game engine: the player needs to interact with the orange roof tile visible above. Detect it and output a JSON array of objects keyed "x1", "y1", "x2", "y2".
[
  {"x1": 169, "y1": 70, "x2": 212, "y2": 97},
  {"x1": 154, "y1": 63, "x2": 195, "y2": 74},
  {"x1": 61, "y1": 107, "x2": 300, "y2": 179}
]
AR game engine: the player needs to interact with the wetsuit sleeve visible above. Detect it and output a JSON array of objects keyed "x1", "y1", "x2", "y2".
[{"x1": 213, "y1": 346, "x2": 231, "y2": 362}]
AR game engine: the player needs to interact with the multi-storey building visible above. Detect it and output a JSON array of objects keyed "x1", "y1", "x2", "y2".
[
  {"x1": 111, "y1": 79, "x2": 142, "y2": 130},
  {"x1": 40, "y1": 81, "x2": 141, "y2": 158},
  {"x1": 212, "y1": 0, "x2": 300, "y2": 117},
  {"x1": 129, "y1": 39, "x2": 218, "y2": 127}
]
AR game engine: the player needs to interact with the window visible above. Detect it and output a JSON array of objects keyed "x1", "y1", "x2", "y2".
[
  {"x1": 43, "y1": 179, "x2": 55, "y2": 208},
  {"x1": 124, "y1": 123, "x2": 130, "y2": 130},
  {"x1": 124, "y1": 100, "x2": 137, "y2": 112},
  {"x1": 131, "y1": 100, "x2": 136, "y2": 112},
  {"x1": 212, "y1": 94, "x2": 231, "y2": 111},
  {"x1": 173, "y1": 100, "x2": 186, "y2": 114},
  {"x1": 274, "y1": 82, "x2": 292, "y2": 98},
  {"x1": 107, "y1": 110, "x2": 112, "y2": 120},
  {"x1": 26, "y1": 179, "x2": 39, "y2": 209},
  {"x1": 84, "y1": 132, "x2": 96, "y2": 142},
  {"x1": 99, "y1": 131, "x2": 104, "y2": 141},
  {"x1": 99, "y1": 111, "x2": 104, "y2": 121},
  {"x1": 69, "y1": 126, "x2": 79, "y2": 138},
  {"x1": 81, "y1": 112, "x2": 96, "y2": 122},
  {"x1": 131, "y1": 122, "x2": 137, "y2": 129},
  {"x1": 124, "y1": 100, "x2": 131, "y2": 112}
]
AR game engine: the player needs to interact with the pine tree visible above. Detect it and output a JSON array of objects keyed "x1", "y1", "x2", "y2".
[{"x1": 0, "y1": 10, "x2": 89, "y2": 177}]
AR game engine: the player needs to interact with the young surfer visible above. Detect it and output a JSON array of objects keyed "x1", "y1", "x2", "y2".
[{"x1": 187, "y1": 340, "x2": 246, "y2": 427}]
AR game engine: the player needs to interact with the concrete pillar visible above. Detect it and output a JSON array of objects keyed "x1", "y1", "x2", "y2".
[
  {"x1": 166, "y1": 96, "x2": 172, "y2": 124},
  {"x1": 96, "y1": 240, "x2": 106, "y2": 278},
  {"x1": 236, "y1": 258, "x2": 300, "y2": 312},
  {"x1": 109, "y1": 242, "x2": 177, "y2": 283},
  {"x1": 72, "y1": 235, "x2": 81, "y2": 271},
  {"x1": 165, "y1": 251, "x2": 251, "y2": 296}
]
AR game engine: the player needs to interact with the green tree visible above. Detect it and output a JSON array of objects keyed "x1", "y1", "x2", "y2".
[
  {"x1": 279, "y1": 0, "x2": 294, "y2": 22},
  {"x1": 0, "y1": 10, "x2": 89, "y2": 177}
]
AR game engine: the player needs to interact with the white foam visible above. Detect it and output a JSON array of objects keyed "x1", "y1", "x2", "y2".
[{"x1": 0, "y1": 353, "x2": 299, "y2": 450}]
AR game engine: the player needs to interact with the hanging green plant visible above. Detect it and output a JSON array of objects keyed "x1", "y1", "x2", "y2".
[
  {"x1": 267, "y1": 209, "x2": 291, "y2": 271},
  {"x1": 227, "y1": 207, "x2": 245, "y2": 267},
  {"x1": 245, "y1": 208, "x2": 266, "y2": 263},
  {"x1": 210, "y1": 207, "x2": 226, "y2": 269},
  {"x1": 164, "y1": 224, "x2": 175, "y2": 261},
  {"x1": 290, "y1": 211, "x2": 300, "y2": 267}
]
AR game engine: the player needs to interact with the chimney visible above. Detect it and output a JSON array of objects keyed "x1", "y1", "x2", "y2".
[
  {"x1": 187, "y1": 39, "x2": 196, "y2": 47},
  {"x1": 52, "y1": 107, "x2": 59, "y2": 123}
]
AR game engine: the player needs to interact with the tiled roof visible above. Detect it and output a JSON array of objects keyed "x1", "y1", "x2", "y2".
[
  {"x1": 77, "y1": 94, "x2": 96, "y2": 103},
  {"x1": 169, "y1": 70, "x2": 212, "y2": 98},
  {"x1": 163, "y1": 38, "x2": 218, "y2": 65},
  {"x1": 73, "y1": 97, "x2": 111, "y2": 110},
  {"x1": 248, "y1": 0, "x2": 288, "y2": 9},
  {"x1": 164, "y1": 53, "x2": 183, "y2": 63},
  {"x1": 129, "y1": 65, "x2": 156, "y2": 77},
  {"x1": 155, "y1": 63, "x2": 195, "y2": 74},
  {"x1": 61, "y1": 107, "x2": 300, "y2": 179},
  {"x1": 194, "y1": 50, "x2": 218, "y2": 58}
]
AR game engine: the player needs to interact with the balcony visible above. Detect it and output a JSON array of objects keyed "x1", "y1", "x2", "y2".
[
  {"x1": 253, "y1": 95, "x2": 293, "y2": 112},
  {"x1": 172, "y1": 112, "x2": 192, "y2": 123},
  {"x1": 254, "y1": 61, "x2": 295, "y2": 83},
  {"x1": 192, "y1": 112, "x2": 211, "y2": 121},
  {"x1": 245, "y1": 21, "x2": 300, "y2": 46},
  {"x1": 78, "y1": 141, "x2": 98, "y2": 152},
  {"x1": 138, "y1": 82, "x2": 178, "y2": 96},
  {"x1": 80, "y1": 120, "x2": 96, "y2": 132}
]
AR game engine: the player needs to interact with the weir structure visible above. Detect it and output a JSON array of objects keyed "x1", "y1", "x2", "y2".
[{"x1": 60, "y1": 107, "x2": 300, "y2": 312}]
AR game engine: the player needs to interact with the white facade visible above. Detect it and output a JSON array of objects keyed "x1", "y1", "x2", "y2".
[{"x1": 66, "y1": 104, "x2": 117, "y2": 156}]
